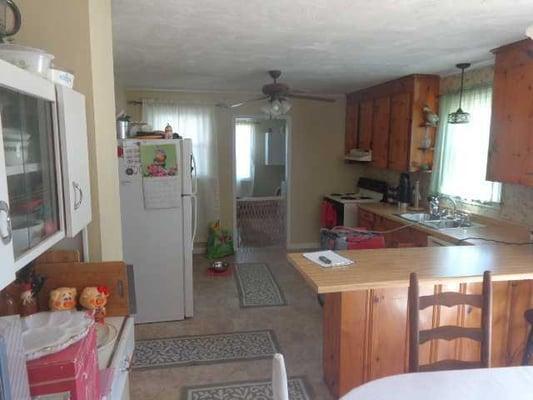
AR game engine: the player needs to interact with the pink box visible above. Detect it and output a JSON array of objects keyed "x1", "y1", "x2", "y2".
[{"x1": 27, "y1": 325, "x2": 100, "y2": 400}]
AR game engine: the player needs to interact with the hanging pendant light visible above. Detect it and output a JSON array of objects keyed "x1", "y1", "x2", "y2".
[{"x1": 448, "y1": 63, "x2": 471, "y2": 124}]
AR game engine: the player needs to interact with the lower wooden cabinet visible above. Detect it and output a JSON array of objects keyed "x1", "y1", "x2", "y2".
[{"x1": 323, "y1": 280, "x2": 533, "y2": 397}]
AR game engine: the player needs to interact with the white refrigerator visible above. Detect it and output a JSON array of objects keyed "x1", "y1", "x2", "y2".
[{"x1": 117, "y1": 138, "x2": 197, "y2": 323}]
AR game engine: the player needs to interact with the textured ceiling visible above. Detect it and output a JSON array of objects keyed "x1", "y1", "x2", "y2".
[{"x1": 112, "y1": 0, "x2": 533, "y2": 93}]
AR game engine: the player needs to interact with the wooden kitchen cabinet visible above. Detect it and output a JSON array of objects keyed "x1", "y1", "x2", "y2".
[
  {"x1": 344, "y1": 74, "x2": 439, "y2": 172},
  {"x1": 345, "y1": 96, "x2": 359, "y2": 154},
  {"x1": 486, "y1": 39, "x2": 533, "y2": 186},
  {"x1": 358, "y1": 100, "x2": 373, "y2": 150},
  {"x1": 371, "y1": 97, "x2": 391, "y2": 168}
]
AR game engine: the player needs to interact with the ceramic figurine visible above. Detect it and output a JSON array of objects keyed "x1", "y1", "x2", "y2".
[
  {"x1": 164, "y1": 123, "x2": 173, "y2": 139},
  {"x1": 17, "y1": 269, "x2": 45, "y2": 316},
  {"x1": 49, "y1": 287, "x2": 77, "y2": 311},
  {"x1": 79, "y1": 286, "x2": 110, "y2": 323}
]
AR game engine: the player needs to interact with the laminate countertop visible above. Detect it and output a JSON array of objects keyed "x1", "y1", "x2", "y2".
[
  {"x1": 287, "y1": 245, "x2": 533, "y2": 293},
  {"x1": 357, "y1": 202, "x2": 531, "y2": 246}
]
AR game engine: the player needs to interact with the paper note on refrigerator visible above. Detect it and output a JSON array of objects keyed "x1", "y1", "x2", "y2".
[{"x1": 143, "y1": 176, "x2": 180, "y2": 209}]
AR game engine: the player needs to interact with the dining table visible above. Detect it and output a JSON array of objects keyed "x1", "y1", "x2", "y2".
[{"x1": 340, "y1": 366, "x2": 533, "y2": 400}]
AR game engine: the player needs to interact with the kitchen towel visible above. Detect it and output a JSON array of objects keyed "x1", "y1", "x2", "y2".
[{"x1": 303, "y1": 250, "x2": 354, "y2": 268}]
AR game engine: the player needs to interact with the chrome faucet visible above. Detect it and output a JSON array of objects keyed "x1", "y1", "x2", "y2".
[
  {"x1": 437, "y1": 195, "x2": 457, "y2": 218},
  {"x1": 428, "y1": 195, "x2": 457, "y2": 219}
]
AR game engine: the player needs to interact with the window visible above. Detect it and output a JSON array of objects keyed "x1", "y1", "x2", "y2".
[
  {"x1": 235, "y1": 121, "x2": 255, "y2": 180},
  {"x1": 430, "y1": 85, "x2": 501, "y2": 204}
]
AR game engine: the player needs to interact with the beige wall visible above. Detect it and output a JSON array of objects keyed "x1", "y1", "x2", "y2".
[
  {"x1": 126, "y1": 90, "x2": 355, "y2": 247},
  {"x1": 15, "y1": 0, "x2": 123, "y2": 261}
]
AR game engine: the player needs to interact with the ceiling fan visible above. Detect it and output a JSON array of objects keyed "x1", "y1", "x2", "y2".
[{"x1": 229, "y1": 70, "x2": 336, "y2": 116}]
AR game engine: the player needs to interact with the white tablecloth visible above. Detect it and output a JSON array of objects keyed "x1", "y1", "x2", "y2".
[{"x1": 341, "y1": 367, "x2": 533, "y2": 400}]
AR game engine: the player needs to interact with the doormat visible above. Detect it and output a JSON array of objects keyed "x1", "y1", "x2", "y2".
[
  {"x1": 132, "y1": 330, "x2": 280, "y2": 370},
  {"x1": 182, "y1": 376, "x2": 312, "y2": 400},
  {"x1": 234, "y1": 263, "x2": 287, "y2": 308}
]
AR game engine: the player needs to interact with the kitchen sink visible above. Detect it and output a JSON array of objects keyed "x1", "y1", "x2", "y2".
[{"x1": 396, "y1": 212, "x2": 484, "y2": 230}]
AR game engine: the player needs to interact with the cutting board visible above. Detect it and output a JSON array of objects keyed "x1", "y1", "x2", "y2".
[{"x1": 34, "y1": 262, "x2": 136, "y2": 317}]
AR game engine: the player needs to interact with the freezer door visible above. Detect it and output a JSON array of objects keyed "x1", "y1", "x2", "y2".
[
  {"x1": 181, "y1": 139, "x2": 196, "y2": 195},
  {"x1": 182, "y1": 195, "x2": 195, "y2": 318}
]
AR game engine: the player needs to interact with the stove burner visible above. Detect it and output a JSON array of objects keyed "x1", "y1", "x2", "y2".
[
  {"x1": 341, "y1": 196, "x2": 357, "y2": 200},
  {"x1": 358, "y1": 196, "x2": 372, "y2": 200},
  {"x1": 330, "y1": 193, "x2": 342, "y2": 196}
]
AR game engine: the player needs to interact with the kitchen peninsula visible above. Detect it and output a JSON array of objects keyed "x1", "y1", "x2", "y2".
[{"x1": 288, "y1": 245, "x2": 533, "y2": 398}]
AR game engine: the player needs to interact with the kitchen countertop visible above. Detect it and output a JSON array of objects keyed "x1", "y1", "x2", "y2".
[
  {"x1": 287, "y1": 245, "x2": 533, "y2": 293},
  {"x1": 357, "y1": 202, "x2": 531, "y2": 246}
]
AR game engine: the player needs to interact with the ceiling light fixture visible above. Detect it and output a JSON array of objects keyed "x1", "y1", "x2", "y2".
[
  {"x1": 448, "y1": 63, "x2": 471, "y2": 124},
  {"x1": 527, "y1": 25, "x2": 533, "y2": 39},
  {"x1": 261, "y1": 98, "x2": 291, "y2": 118}
]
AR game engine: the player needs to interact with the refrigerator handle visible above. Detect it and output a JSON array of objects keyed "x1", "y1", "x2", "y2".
[
  {"x1": 191, "y1": 194, "x2": 198, "y2": 243},
  {"x1": 191, "y1": 154, "x2": 198, "y2": 195}
]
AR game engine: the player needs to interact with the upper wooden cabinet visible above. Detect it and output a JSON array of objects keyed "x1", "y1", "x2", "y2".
[
  {"x1": 345, "y1": 74, "x2": 440, "y2": 172},
  {"x1": 486, "y1": 39, "x2": 533, "y2": 186}
]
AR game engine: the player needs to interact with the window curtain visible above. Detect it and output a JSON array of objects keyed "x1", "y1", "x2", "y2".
[
  {"x1": 430, "y1": 85, "x2": 501, "y2": 203},
  {"x1": 235, "y1": 121, "x2": 256, "y2": 198},
  {"x1": 142, "y1": 100, "x2": 220, "y2": 242}
]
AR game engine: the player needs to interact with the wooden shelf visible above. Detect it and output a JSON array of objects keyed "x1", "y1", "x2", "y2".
[{"x1": 6, "y1": 163, "x2": 41, "y2": 176}]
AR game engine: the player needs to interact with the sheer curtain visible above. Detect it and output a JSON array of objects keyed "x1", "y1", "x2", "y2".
[
  {"x1": 431, "y1": 85, "x2": 501, "y2": 203},
  {"x1": 143, "y1": 100, "x2": 220, "y2": 242},
  {"x1": 235, "y1": 120, "x2": 256, "y2": 198}
]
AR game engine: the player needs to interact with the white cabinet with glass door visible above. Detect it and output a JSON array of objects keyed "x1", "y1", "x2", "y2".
[{"x1": 0, "y1": 59, "x2": 91, "y2": 290}]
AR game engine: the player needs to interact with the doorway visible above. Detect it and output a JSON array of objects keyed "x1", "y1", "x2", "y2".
[{"x1": 232, "y1": 116, "x2": 290, "y2": 249}]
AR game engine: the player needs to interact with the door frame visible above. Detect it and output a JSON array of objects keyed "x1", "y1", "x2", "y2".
[{"x1": 231, "y1": 114, "x2": 292, "y2": 250}]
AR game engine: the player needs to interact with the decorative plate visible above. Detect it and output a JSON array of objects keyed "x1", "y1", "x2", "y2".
[{"x1": 21, "y1": 311, "x2": 94, "y2": 360}]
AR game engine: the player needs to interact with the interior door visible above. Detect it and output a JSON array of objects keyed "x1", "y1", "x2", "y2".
[{"x1": 56, "y1": 85, "x2": 92, "y2": 237}]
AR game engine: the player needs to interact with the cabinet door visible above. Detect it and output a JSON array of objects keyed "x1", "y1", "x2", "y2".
[
  {"x1": 358, "y1": 100, "x2": 373, "y2": 150},
  {"x1": 345, "y1": 100, "x2": 359, "y2": 154},
  {"x1": 388, "y1": 92, "x2": 411, "y2": 171},
  {"x1": 371, "y1": 97, "x2": 390, "y2": 168},
  {"x1": 1, "y1": 87, "x2": 62, "y2": 265},
  {"x1": 487, "y1": 41, "x2": 533, "y2": 186},
  {"x1": 0, "y1": 134, "x2": 15, "y2": 289},
  {"x1": 56, "y1": 86, "x2": 92, "y2": 237}
]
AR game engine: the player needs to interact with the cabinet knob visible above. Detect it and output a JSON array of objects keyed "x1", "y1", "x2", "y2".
[{"x1": 0, "y1": 201, "x2": 12, "y2": 244}]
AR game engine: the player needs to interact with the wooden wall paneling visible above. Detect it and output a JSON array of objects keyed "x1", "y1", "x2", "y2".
[
  {"x1": 458, "y1": 283, "x2": 482, "y2": 362},
  {"x1": 368, "y1": 288, "x2": 409, "y2": 381},
  {"x1": 432, "y1": 283, "x2": 463, "y2": 363},
  {"x1": 323, "y1": 293, "x2": 342, "y2": 395},
  {"x1": 489, "y1": 281, "x2": 512, "y2": 366},
  {"x1": 339, "y1": 290, "x2": 371, "y2": 395},
  {"x1": 345, "y1": 98, "x2": 359, "y2": 154},
  {"x1": 371, "y1": 96, "x2": 391, "y2": 168},
  {"x1": 487, "y1": 40, "x2": 533, "y2": 186},
  {"x1": 388, "y1": 92, "x2": 411, "y2": 171},
  {"x1": 505, "y1": 281, "x2": 533, "y2": 364},
  {"x1": 358, "y1": 100, "x2": 373, "y2": 150}
]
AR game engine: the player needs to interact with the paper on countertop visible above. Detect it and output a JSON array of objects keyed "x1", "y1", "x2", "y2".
[{"x1": 303, "y1": 250, "x2": 354, "y2": 268}]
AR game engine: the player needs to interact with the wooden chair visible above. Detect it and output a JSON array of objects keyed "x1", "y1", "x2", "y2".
[{"x1": 408, "y1": 271, "x2": 492, "y2": 372}]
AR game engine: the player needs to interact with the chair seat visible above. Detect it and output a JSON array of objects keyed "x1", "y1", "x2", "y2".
[{"x1": 525, "y1": 309, "x2": 533, "y2": 325}]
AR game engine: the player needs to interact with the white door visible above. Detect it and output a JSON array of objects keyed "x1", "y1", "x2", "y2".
[
  {"x1": 56, "y1": 85, "x2": 92, "y2": 237},
  {"x1": 0, "y1": 131, "x2": 15, "y2": 289}
]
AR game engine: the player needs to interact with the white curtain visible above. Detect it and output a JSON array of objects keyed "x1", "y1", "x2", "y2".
[
  {"x1": 235, "y1": 121, "x2": 256, "y2": 198},
  {"x1": 143, "y1": 100, "x2": 220, "y2": 242},
  {"x1": 431, "y1": 85, "x2": 501, "y2": 203}
]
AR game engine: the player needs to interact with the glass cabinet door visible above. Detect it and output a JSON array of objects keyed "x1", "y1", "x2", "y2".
[{"x1": 0, "y1": 87, "x2": 60, "y2": 260}]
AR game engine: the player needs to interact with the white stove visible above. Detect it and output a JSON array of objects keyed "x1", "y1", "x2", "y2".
[{"x1": 323, "y1": 178, "x2": 387, "y2": 227}]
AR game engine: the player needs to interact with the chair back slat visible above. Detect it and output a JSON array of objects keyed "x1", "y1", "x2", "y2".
[
  {"x1": 419, "y1": 326, "x2": 483, "y2": 344},
  {"x1": 419, "y1": 359, "x2": 483, "y2": 372},
  {"x1": 419, "y1": 292, "x2": 483, "y2": 309},
  {"x1": 408, "y1": 271, "x2": 492, "y2": 373}
]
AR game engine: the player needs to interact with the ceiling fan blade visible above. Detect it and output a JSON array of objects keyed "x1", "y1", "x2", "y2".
[
  {"x1": 287, "y1": 93, "x2": 336, "y2": 103},
  {"x1": 230, "y1": 96, "x2": 269, "y2": 108}
]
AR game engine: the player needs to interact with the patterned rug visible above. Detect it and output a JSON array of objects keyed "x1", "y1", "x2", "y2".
[
  {"x1": 183, "y1": 377, "x2": 312, "y2": 400},
  {"x1": 132, "y1": 330, "x2": 280, "y2": 369},
  {"x1": 234, "y1": 263, "x2": 287, "y2": 307}
]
